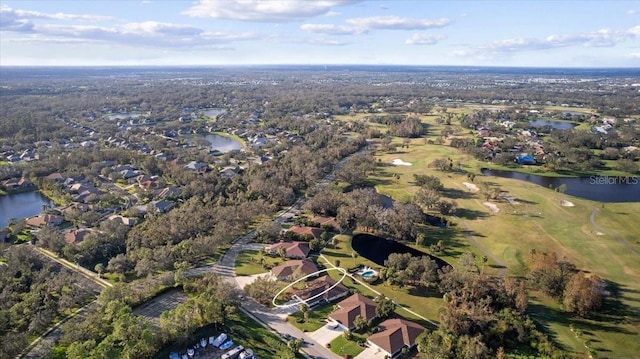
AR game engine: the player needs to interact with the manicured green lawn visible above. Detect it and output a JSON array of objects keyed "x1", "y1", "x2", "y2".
[
  {"x1": 287, "y1": 303, "x2": 336, "y2": 332},
  {"x1": 329, "y1": 333, "x2": 366, "y2": 358},
  {"x1": 234, "y1": 250, "x2": 282, "y2": 276}
]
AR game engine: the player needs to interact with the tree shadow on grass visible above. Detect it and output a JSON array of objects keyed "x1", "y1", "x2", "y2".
[
  {"x1": 441, "y1": 187, "x2": 477, "y2": 199},
  {"x1": 455, "y1": 208, "x2": 489, "y2": 220},
  {"x1": 321, "y1": 250, "x2": 352, "y2": 258}
]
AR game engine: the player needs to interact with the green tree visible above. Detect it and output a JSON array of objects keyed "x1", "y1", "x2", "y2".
[
  {"x1": 95, "y1": 263, "x2": 105, "y2": 278},
  {"x1": 353, "y1": 314, "x2": 368, "y2": 333}
]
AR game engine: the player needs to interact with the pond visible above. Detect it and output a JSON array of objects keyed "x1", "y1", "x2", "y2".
[
  {"x1": 0, "y1": 191, "x2": 53, "y2": 227},
  {"x1": 106, "y1": 113, "x2": 142, "y2": 121},
  {"x1": 528, "y1": 119, "x2": 576, "y2": 130},
  {"x1": 187, "y1": 134, "x2": 242, "y2": 153},
  {"x1": 481, "y1": 169, "x2": 640, "y2": 203},
  {"x1": 351, "y1": 233, "x2": 450, "y2": 268},
  {"x1": 201, "y1": 108, "x2": 226, "y2": 118}
]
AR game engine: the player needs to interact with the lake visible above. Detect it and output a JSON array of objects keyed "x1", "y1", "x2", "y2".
[
  {"x1": 351, "y1": 233, "x2": 450, "y2": 268},
  {"x1": 0, "y1": 191, "x2": 53, "y2": 228},
  {"x1": 187, "y1": 134, "x2": 242, "y2": 153},
  {"x1": 481, "y1": 169, "x2": 640, "y2": 203},
  {"x1": 529, "y1": 119, "x2": 576, "y2": 130}
]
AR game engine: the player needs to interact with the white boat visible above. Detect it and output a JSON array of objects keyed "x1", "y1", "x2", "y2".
[
  {"x1": 200, "y1": 338, "x2": 207, "y2": 348},
  {"x1": 187, "y1": 348, "x2": 194, "y2": 357},
  {"x1": 208, "y1": 336, "x2": 216, "y2": 345},
  {"x1": 239, "y1": 349, "x2": 254, "y2": 359},
  {"x1": 221, "y1": 345, "x2": 245, "y2": 359},
  {"x1": 212, "y1": 333, "x2": 227, "y2": 348}
]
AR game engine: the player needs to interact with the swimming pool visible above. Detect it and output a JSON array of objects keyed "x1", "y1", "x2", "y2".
[{"x1": 361, "y1": 270, "x2": 376, "y2": 279}]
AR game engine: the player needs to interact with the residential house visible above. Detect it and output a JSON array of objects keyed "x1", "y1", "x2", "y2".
[
  {"x1": 310, "y1": 216, "x2": 339, "y2": 231},
  {"x1": 64, "y1": 228, "x2": 93, "y2": 244},
  {"x1": 329, "y1": 293, "x2": 377, "y2": 330},
  {"x1": 150, "y1": 200, "x2": 175, "y2": 213},
  {"x1": 288, "y1": 226, "x2": 324, "y2": 240},
  {"x1": 107, "y1": 215, "x2": 137, "y2": 227},
  {"x1": 185, "y1": 161, "x2": 208, "y2": 174},
  {"x1": 515, "y1": 154, "x2": 536, "y2": 165},
  {"x1": 292, "y1": 275, "x2": 350, "y2": 307},
  {"x1": 267, "y1": 241, "x2": 310, "y2": 259},
  {"x1": 26, "y1": 214, "x2": 63, "y2": 228},
  {"x1": 270, "y1": 259, "x2": 318, "y2": 281},
  {"x1": 45, "y1": 173, "x2": 65, "y2": 183},
  {"x1": 153, "y1": 186, "x2": 181, "y2": 199},
  {"x1": 367, "y1": 319, "x2": 426, "y2": 358}
]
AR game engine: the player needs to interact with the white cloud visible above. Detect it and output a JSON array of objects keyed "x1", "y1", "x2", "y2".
[
  {"x1": 0, "y1": 5, "x2": 111, "y2": 23},
  {"x1": 325, "y1": 11, "x2": 341, "y2": 17},
  {"x1": 345, "y1": 16, "x2": 451, "y2": 30},
  {"x1": 454, "y1": 26, "x2": 640, "y2": 58},
  {"x1": 405, "y1": 33, "x2": 445, "y2": 45},
  {"x1": 300, "y1": 23, "x2": 360, "y2": 35},
  {"x1": 0, "y1": 5, "x2": 263, "y2": 49},
  {"x1": 182, "y1": 0, "x2": 360, "y2": 22},
  {"x1": 627, "y1": 9, "x2": 640, "y2": 14},
  {"x1": 628, "y1": 52, "x2": 640, "y2": 59},
  {"x1": 302, "y1": 15, "x2": 451, "y2": 37}
]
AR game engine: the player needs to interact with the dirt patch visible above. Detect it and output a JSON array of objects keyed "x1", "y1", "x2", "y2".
[
  {"x1": 463, "y1": 182, "x2": 479, "y2": 192},
  {"x1": 483, "y1": 202, "x2": 500, "y2": 213}
]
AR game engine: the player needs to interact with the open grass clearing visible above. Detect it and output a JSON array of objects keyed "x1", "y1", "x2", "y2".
[{"x1": 234, "y1": 250, "x2": 284, "y2": 277}]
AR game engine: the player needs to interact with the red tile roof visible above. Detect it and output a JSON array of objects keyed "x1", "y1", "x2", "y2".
[
  {"x1": 329, "y1": 293, "x2": 377, "y2": 329},
  {"x1": 288, "y1": 226, "x2": 324, "y2": 239},
  {"x1": 271, "y1": 259, "x2": 318, "y2": 280},
  {"x1": 367, "y1": 319, "x2": 426, "y2": 357},
  {"x1": 268, "y1": 241, "x2": 310, "y2": 258}
]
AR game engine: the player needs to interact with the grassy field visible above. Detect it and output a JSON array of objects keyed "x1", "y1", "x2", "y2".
[
  {"x1": 333, "y1": 110, "x2": 640, "y2": 357},
  {"x1": 234, "y1": 250, "x2": 282, "y2": 276}
]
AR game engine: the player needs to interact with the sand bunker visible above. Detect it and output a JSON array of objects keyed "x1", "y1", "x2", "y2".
[
  {"x1": 483, "y1": 202, "x2": 500, "y2": 213},
  {"x1": 560, "y1": 200, "x2": 575, "y2": 207},
  {"x1": 463, "y1": 182, "x2": 479, "y2": 192},
  {"x1": 392, "y1": 159, "x2": 412, "y2": 166}
]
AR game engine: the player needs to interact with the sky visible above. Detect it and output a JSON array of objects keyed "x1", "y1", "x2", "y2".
[{"x1": 1, "y1": 0, "x2": 639, "y2": 67}]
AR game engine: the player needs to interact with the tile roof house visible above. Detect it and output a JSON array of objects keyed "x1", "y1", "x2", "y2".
[
  {"x1": 292, "y1": 275, "x2": 349, "y2": 307},
  {"x1": 310, "y1": 216, "x2": 339, "y2": 230},
  {"x1": 288, "y1": 226, "x2": 324, "y2": 240},
  {"x1": 268, "y1": 241, "x2": 310, "y2": 259},
  {"x1": 25, "y1": 214, "x2": 63, "y2": 228},
  {"x1": 64, "y1": 228, "x2": 92, "y2": 244},
  {"x1": 329, "y1": 293, "x2": 378, "y2": 330},
  {"x1": 270, "y1": 259, "x2": 318, "y2": 281},
  {"x1": 367, "y1": 319, "x2": 426, "y2": 358}
]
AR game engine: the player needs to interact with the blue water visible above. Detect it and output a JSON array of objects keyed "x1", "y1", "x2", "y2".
[{"x1": 0, "y1": 191, "x2": 52, "y2": 228}]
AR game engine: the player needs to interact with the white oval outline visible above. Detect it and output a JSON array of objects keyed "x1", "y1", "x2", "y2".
[{"x1": 272, "y1": 267, "x2": 348, "y2": 308}]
